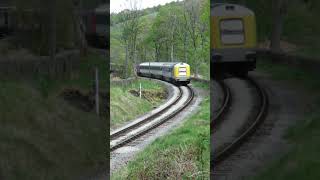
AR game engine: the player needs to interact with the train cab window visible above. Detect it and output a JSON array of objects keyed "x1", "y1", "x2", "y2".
[{"x1": 220, "y1": 19, "x2": 245, "y2": 45}]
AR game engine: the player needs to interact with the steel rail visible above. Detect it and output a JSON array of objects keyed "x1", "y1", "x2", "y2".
[
  {"x1": 211, "y1": 80, "x2": 231, "y2": 132},
  {"x1": 212, "y1": 77, "x2": 269, "y2": 166},
  {"x1": 110, "y1": 85, "x2": 194, "y2": 152},
  {"x1": 111, "y1": 85, "x2": 183, "y2": 140}
]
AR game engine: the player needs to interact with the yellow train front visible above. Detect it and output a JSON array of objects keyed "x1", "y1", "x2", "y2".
[
  {"x1": 211, "y1": 3, "x2": 257, "y2": 77},
  {"x1": 137, "y1": 62, "x2": 191, "y2": 85}
]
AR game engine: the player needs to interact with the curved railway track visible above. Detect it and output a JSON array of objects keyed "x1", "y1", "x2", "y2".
[
  {"x1": 211, "y1": 80, "x2": 231, "y2": 131},
  {"x1": 110, "y1": 83, "x2": 194, "y2": 152},
  {"x1": 211, "y1": 77, "x2": 269, "y2": 166}
]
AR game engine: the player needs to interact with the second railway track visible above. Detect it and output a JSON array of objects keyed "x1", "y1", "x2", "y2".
[{"x1": 110, "y1": 83, "x2": 194, "y2": 152}]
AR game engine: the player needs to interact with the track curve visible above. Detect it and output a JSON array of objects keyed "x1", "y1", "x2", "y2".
[
  {"x1": 211, "y1": 77, "x2": 269, "y2": 166},
  {"x1": 110, "y1": 83, "x2": 194, "y2": 152},
  {"x1": 211, "y1": 80, "x2": 231, "y2": 132}
]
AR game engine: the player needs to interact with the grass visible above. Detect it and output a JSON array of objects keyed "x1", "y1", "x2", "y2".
[
  {"x1": 110, "y1": 79, "x2": 166, "y2": 129},
  {"x1": 191, "y1": 80, "x2": 210, "y2": 90},
  {"x1": 32, "y1": 51, "x2": 108, "y2": 97},
  {"x1": 0, "y1": 81, "x2": 105, "y2": 180},
  {"x1": 251, "y1": 59, "x2": 320, "y2": 180},
  {"x1": 0, "y1": 51, "x2": 107, "y2": 179},
  {"x1": 112, "y1": 83, "x2": 210, "y2": 179}
]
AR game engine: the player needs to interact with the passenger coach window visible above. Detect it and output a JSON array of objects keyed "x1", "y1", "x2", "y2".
[{"x1": 220, "y1": 19, "x2": 244, "y2": 45}]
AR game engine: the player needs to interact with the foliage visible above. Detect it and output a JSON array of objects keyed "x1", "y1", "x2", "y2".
[
  {"x1": 10, "y1": 0, "x2": 105, "y2": 55},
  {"x1": 12, "y1": 0, "x2": 74, "y2": 55},
  {"x1": 31, "y1": 51, "x2": 108, "y2": 95},
  {"x1": 222, "y1": 0, "x2": 320, "y2": 57},
  {"x1": 0, "y1": 81, "x2": 106, "y2": 180},
  {"x1": 111, "y1": 0, "x2": 210, "y2": 78}
]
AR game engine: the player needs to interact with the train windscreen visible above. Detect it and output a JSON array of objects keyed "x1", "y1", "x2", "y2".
[
  {"x1": 179, "y1": 67, "x2": 187, "y2": 76},
  {"x1": 220, "y1": 19, "x2": 244, "y2": 45}
]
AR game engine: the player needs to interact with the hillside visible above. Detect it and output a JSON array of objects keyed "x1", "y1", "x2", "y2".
[
  {"x1": 110, "y1": 12, "x2": 158, "y2": 73},
  {"x1": 0, "y1": 52, "x2": 107, "y2": 180},
  {"x1": 111, "y1": 0, "x2": 210, "y2": 79}
]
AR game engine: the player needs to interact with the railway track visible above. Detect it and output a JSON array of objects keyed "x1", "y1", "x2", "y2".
[
  {"x1": 211, "y1": 80, "x2": 231, "y2": 131},
  {"x1": 211, "y1": 77, "x2": 269, "y2": 167},
  {"x1": 110, "y1": 83, "x2": 194, "y2": 152}
]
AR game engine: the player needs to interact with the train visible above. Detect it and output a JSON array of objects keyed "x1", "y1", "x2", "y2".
[
  {"x1": 211, "y1": 3, "x2": 257, "y2": 77},
  {"x1": 137, "y1": 62, "x2": 191, "y2": 85}
]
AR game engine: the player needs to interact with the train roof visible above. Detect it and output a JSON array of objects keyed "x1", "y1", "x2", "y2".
[
  {"x1": 139, "y1": 62, "x2": 187, "y2": 67},
  {"x1": 211, "y1": 3, "x2": 254, "y2": 17}
]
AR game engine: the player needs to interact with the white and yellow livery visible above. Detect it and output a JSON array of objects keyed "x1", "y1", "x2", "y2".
[
  {"x1": 137, "y1": 62, "x2": 191, "y2": 85},
  {"x1": 211, "y1": 3, "x2": 257, "y2": 76}
]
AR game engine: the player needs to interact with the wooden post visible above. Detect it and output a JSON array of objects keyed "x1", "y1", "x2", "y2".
[{"x1": 95, "y1": 67, "x2": 99, "y2": 116}]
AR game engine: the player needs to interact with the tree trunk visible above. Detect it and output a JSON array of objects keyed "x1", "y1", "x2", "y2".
[
  {"x1": 270, "y1": 0, "x2": 287, "y2": 53},
  {"x1": 133, "y1": 34, "x2": 137, "y2": 65},
  {"x1": 125, "y1": 43, "x2": 129, "y2": 78},
  {"x1": 184, "y1": 31, "x2": 187, "y2": 63},
  {"x1": 155, "y1": 42, "x2": 159, "y2": 62},
  {"x1": 73, "y1": 0, "x2": 87, "y2": 56},
  {"x1": 144, "y1": 47, "x2": 147, "y2": 62},
  {"x1": 166, "y1": 42, "x2": 169, "y2": 61},
  {"x1": 171, "y1": 43, "x2": 174, "y2": 62},
  {"x1": 49, "y1": 0, "x2": 56, "y2": 60},
  {"x1": 154, "y1": 44, "x2": 157, "y2": 61},
  {"x1": 195, "y1": 66, "x2": 199, "y2": 78}
]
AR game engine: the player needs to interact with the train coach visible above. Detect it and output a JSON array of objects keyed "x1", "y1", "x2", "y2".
[
  {"x1": 211, "y1": 3, "x2": 257, "y2": 77},
  {"x1": 137, "y1": 62, "x2": 191, "y2": 85}
]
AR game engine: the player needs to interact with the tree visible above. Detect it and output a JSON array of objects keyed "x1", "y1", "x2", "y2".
[
  {"x1": 120, "y1": 0, "x2": 142, "y2": 78},
  {"x1": 13, "y1": 0, "x2": 85, "y2": 56},
  {"x1": 48, "y1": 0, "x2": 57, "y2": 60},
  {"x1": 72, "y1": 0, "x2": 88, "y2": 56},
  {"x1": 270, "y1": 0, "x2": 288, "y2": 53},
  {"x1": 185, "y1": 0, "x2": 201, "y2": 76},
  {"x1": 198, "y1": 0, "x2": 210, "y2": 76},
  {"x1": 111, "y1": 0, "x2": 210, "y2": 78},
  {"x1": 149, "y1": 10, "x2": 167, "y2": 61},
  {"x1": 150, "y1": 5, "x2": 182, "y2": 62}
]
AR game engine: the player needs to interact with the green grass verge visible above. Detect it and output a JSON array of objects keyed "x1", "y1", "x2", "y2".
[
  {"x1": 112, "y1": 90, "x2": 210, "y2": 179},
  {"x1": 0, "y1": 52, "x2": 107, "y2": 179},
  {"x1": 0, "y1": 81, "x2": 105, "y2": 180},
  {"x1": 251, "y1": 59, "x2": 320, "y2": 180},
  {"x1": 110, "y1": 79, "x2": 166, "y2": 129},
  {"x1": 191, "y1": 80, "x2": 209, "y2": 90},
  {"x1": 33, "y1": 51, "x2": 108, "y2": 97}
]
